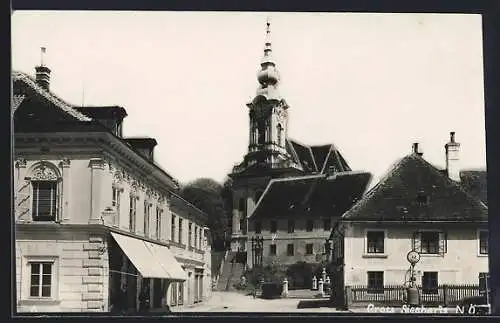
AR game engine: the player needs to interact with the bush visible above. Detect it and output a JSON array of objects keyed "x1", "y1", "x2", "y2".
[{"x1": 261, "y1": 282, "x2": 283, "y2": 299}]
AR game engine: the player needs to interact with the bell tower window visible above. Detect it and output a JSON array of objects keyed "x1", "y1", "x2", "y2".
[
  {"x1": 277, "y1": 123, "x2": 283, "y2": 146},
  {"x1": 258, "y1": 122, "x2": 266, "y2": 145}
]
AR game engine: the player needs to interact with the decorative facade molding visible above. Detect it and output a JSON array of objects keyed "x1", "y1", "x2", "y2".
[
  {"x1": 88, "y1": 158, "x2": 105, "y2": 170},
  {"x1": 59, "y1": 158, "x2": 71, "y2": 168},
  {"x1": 15, "y1": 159, "x2": 27, "y2": 169},
  {"x1": 31, "y1": 164, "x2": 59, "y2": 181}
]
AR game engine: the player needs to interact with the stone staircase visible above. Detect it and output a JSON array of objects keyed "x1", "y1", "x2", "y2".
[{"x1": 215, "y1": 251, "x2": 246, "y2": 291}]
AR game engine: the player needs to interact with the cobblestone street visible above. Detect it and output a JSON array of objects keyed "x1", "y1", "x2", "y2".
[{"x1": 171, "y1": 291, "x2": 346, "y2": 313}]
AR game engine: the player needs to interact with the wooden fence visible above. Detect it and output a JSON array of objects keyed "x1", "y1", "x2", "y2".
[{"x1": 346, "y1": 284, "x2": 481, "y2": 307}]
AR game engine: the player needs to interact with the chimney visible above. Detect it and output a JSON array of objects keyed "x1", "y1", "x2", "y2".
[
  {"x1": 412, "y1": 142, "x2": 423, "y2": 156},
  {"x1": 445, "y1": 131, "x2": 461, "y2": 182},
  {"x1": 35, "y1": 47, "x2": 51, "y2": 90}
]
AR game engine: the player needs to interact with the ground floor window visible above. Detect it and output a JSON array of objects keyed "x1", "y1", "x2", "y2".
[
  {"x1": 171, "y1": 283, "x2": 178, "y2": 306},
  {"x1": 178, "y1": 282, "x2": 184, "y2": 306},
  {"x1": 30, "y1": 262, "x2": 52, "y2": 297},
  {"x1": 367, "y1": 271, "x2": 384, "y2": 294},
  {"x1": 422, "y1": 272, "x2": 438, "y2": 294}
]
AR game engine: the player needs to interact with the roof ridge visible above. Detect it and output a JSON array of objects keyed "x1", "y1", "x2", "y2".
[{"x1": 12, "y1": 70, "x2": 92, "y2": 122}]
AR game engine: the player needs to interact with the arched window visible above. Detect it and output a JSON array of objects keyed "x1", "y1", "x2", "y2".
[
  {"x1": 238, "y1": 198, "x2": 245, "y2": 212},
  {"x1": 257, "y1": 122, "x2": 266, "y2": 145},
  {"x1": 277, "y1": 123, "x2": 283, "y2": 146},
  {"x1": 29, "y1": 163, "x2": 61, "y2": 222}
]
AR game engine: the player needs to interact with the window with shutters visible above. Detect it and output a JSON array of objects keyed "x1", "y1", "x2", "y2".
[
  {"x1": 479, "y1": 230, "x2": 488, "y2": 255},
  {"x1": 422, "y1": 272, "x2": 439, "y2": 294},
  {"x1": 367, "y1": 271, "x2": 384, "y2": 294},
  {"x1": 29, "y1": 163, "x2": 61, "y2": 222},
  {"x1": 129, "y1": 195, "x2": 137, "y2": 232},
  {"x1": 412, "y1": 231, "x2": 446, "y2": 255},
  {"x1": 30, "y1": 262, "x2": 53, "y2": 298}
]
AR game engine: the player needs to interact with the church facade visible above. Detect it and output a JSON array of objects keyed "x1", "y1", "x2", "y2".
[{"x1": 228, "y1": 22, "x2": 373, "y2": 269}]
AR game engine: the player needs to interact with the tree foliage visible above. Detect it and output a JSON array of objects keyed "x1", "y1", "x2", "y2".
[{"x1": 180, "y1": 177, "x2": 233, "y2": 251}]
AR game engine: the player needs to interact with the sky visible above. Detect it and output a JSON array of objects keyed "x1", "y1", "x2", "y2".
[{"x1": 11, "y1": 11, "x2": 486, "y2": 188}]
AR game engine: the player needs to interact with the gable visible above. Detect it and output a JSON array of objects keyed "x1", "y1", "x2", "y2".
[{"x1": 343, "y1": 154, "x2": 487, "y2": 222}]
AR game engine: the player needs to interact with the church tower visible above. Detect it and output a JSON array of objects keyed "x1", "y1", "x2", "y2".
[
  {"x1": 228, "y1": 19, "x2": 301, "y2": 252},
  {"x1": 246, "y1": 20, "x2": 291, "y2": 167}
]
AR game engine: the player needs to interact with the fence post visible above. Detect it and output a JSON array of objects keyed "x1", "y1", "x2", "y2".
[
  {"x1": 443, "y1": 285, "x2": 448, "y2": 307},
  {"x1": 345, "y1": 286, "x2": 352, "y2": 309}
]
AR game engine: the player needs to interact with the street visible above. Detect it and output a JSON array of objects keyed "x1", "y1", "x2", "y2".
[{"x1": 171, "y1": 291, "x2": 346, "y2": 313}]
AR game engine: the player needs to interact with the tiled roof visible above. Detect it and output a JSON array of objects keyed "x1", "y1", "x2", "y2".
[
  {"x1": 250, "y1": 171, "x2": 372, "y2": 219},
  {"x1": 169, "y1": 192, "x2": 209, "y2": 224},
  {"x1": 74, "y1": 105, "x2": 128, "y2": 120},
  {"x1": 11, "y1": 95, "x2": 25, "y2": 112},
  {"x1": 285, "y1": 139, "x2": 352, "y2": 174},
  {"x1": 342, "y1": 153, "x2": 488, "y2": 222},
  {"x1": 460, "y1": 170, "x2": 488, "y2": 205},
  {"x1": 12, "y1": 71, "x2": 92, "y2": 122}
]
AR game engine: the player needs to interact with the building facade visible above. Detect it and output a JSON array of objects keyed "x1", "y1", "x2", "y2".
[
  {"x1": 330, "y1": 135, "x2": 488, "y2": 306},
  {"x1": 226, "y1": 21, "x2": 372, "y2": 271},
  {"x1": 13, "y1": 61, "x2": 212, "y2": 313}
]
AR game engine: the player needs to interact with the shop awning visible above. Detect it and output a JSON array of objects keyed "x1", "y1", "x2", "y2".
[
  {"x1": 144, "y1": 241, "x2": 189, "y2": 281},
  {"x1": 110, "y1": 232, "x2": 186, "y2": 281}
]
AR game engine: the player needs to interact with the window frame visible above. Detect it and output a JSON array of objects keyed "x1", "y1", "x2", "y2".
[
  {"x1": 422, "y1": 271, "x2": 439, "y2": 295},
  {"x1": 28, "y1": 163, "x2": 62, "y2": 223},
  {"x1": 412, "y1": 230, "x2": 447, "y2": 256},
  {"x1": 31, "y1": 180, "x2": 59, "y2": 222},
  {"x1": 478, "y1": 229, "x2": 489, "y2": 256},
  {"x1": 269, "y1": 244, "x2": 277, "y2": 256},
  {"x1": 286, "y1": 243, "x2": 294, "y2": 256},
  {"x1": 305, "y1": 243, "x2": 314, "y2": 255},
  {"x1": 171, "y1": 214, "x2": 176, "y2": 242},
  {"x1": 178, "y1": 218, "x2": 183, "y2": 244},
  {"x1": 143, "y1": 201, "x2": 151, "y2": 237},
  {"x1": 365, "y1": 230, "x2": 386, "y2": 254},
  {"x1": 22, "y1": 256, "x2": 59, "y2": 303},
  {"x1": 367, "y1": 271, "x2": 384, "y2": 294},
  {"x1": 188, "y1": 222, "x2": 193, "y2": 247},
  {"x1": 155, "y1": 207, "x2": 162, "y2": 240},
  {"x1": 129, "y1": 195, "x2": 137, "y2": 233}
]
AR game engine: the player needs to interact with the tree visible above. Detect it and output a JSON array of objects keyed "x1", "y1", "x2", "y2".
[{"x1": 180, "y1": 178, "x2": 231, "y2": 251}]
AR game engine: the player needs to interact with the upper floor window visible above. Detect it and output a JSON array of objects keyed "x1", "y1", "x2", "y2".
[
  {"x1": 155, "y1": 207, "x2": 162, "y2": 240},
  {"x1": 144, "y1": 202, "x2": 151, "y2": 236},
  {"x1": 30, "y1": 262, "x2": 53, "y2": 297},
  {"x1": 194, "y1": 226, "x2": 198, "y2": 249},
  {"x1": 270, "y1": 220, "x2": 277, "y2": 233},
  {"x1": 29, "y1": 163, "x2": 62, "y2": 222},
  {"x1": 171, "y1": 215, "x2": 176, "y2": 242},
  {"x1": 32, "y1": 181, "x2": 58, "y2": 221},
  {"x1": 366, "y1": 230, "x2": 385, "y2": 254},
  {"x1": 112, "y1": 187, "x2": 121, "y2": 226},
  {"x1": 479, "y1": 230, "x2": 488, "y2": 255},
  {"x1": 255, "y1": 221, "x2": 262, "y2": 234},
  {"x1": 412, "y1": 231, "x2": 446, "y2": 255},
  {"x1": 288, "y1": 220, "x2": 295, "y2": 233},
  {"x1": 417, "y1": 191, "x2": 429, "y2": 206},
  {"x1": 306, "y1": 219, "x2": 314, "y2": 232},
  {"x1": 199, "y1": 228, "x2": 203, "y2": 249},
  {"x1": 188, "y1": 222, "x2": 193, "y2": 247},
  {"x1": 323, "y1": 218, "x2": 331, "y2": 231},
  {"x1": 306, "y1": 243, "x2": 314, "y2": 255},
  {"x1": 178, "y1": 218, "x2": 183, "y2": 244},
  {"x1": 129, "y1": 195, "x2": 137, "y2": 232},
  {"x1": 287, "y1": 243, "x2": 294, "y2": 256}
]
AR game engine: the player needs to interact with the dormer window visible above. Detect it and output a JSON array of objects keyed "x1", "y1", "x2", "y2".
[{"x1": 417, "y1": 191, "x2": 429, "y2": 206}]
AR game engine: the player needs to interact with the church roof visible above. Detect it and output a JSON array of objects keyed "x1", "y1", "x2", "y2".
[
  {"x1": 341, "y1": 153, "x2": 488, "y2": 222},
  {"x1": 286, "y1": 139, "x2": 352, "y2": 174},
  {"x1": 12, "y1": 71, "x2": 92, "y2": 122},
  {"x1": 249, "y1": 170, "x2": 372, "y2": 220}
]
